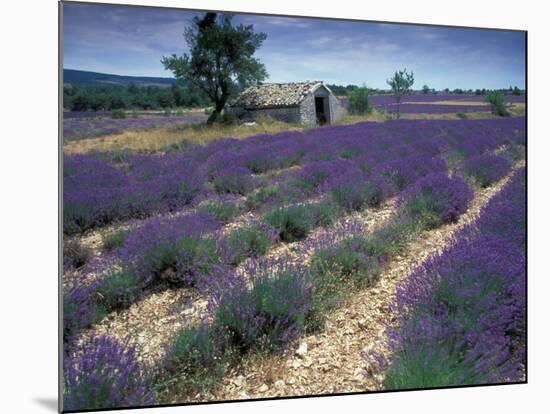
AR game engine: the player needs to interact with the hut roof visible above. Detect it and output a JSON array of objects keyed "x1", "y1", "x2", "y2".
[{"x1": 229, "y1": 81, "x2": 324, "y2": 109}]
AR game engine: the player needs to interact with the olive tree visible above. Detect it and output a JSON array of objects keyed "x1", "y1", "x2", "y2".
[{"x1": 162, "y1": 13, "x2": 268, "y2": 125}]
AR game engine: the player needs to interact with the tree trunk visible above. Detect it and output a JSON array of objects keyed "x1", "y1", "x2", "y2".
[
  {"x1": 206, "y1": 109, "x2": 221, "y2": 125},
  {"x1": 206, "y1": 93, "x2": 229, "y2": 126}
]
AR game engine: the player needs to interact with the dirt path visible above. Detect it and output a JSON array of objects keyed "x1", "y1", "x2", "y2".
[{"x1": 190, "y1": 161, "x2": 525, "y2": 403}]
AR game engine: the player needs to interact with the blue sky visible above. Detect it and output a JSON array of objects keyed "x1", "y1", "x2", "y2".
[{"x1": 62, "y1": 2, "x2": 526, "y2": 89}]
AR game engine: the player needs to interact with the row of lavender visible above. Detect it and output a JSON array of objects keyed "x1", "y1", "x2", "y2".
[
  {"x1": 377, "y1": 167, "x2": 526, "y2": 389},
  {"x1": 63, "y1": 117, "x2": 525, "y2": 349},
  {"x1": 63, "y1": 168, "x2": 483, "y2": 411},
  {"x1": 64, "y1": 123, "x2": 460, "y2": 339},
  {"x1": 63, "y1": 134, "x2": 524, "y2": 409},
  {"x1": 63, "y1": 118, "x2": 525, "y2": 321},
  {"x1": 372, "y1": 103, "x2": 491, "y2": 114},
  {"x1": 64, "y1": 118, "x2": 525, "y2": 236},
  {"x1": 338, "y1": 97, "x2": 492, "y2": 114},
  {"x1": 367, "y1": 94, "x2": 525, "y2": 105},
  {"x1": 63, "y1": 113, "x2": 207, "y2": 141}
]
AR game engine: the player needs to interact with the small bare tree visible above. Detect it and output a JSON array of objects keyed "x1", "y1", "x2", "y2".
[{"x1": 387, "y1": 68, "x2": 415, "y2": 119}]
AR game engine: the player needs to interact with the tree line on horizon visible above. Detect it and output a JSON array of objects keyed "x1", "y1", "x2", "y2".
[{"x1": 63, "y1": 83, "x2": 210, "y2": 112}]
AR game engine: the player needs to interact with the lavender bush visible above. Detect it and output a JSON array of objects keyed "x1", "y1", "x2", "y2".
[
  {"x1": 463, "y1": 154, "x2": 511, "y2": 187},
  {"x1": 63, "y1": 282, "x2": 105, "y2": 342},
  {"x1": 117, "y1": 213, "x2": 222, "y2": 286},
  {"x1": 380, "y1": 168, "x2": 526, "y2": 388},
  {"x1": 398, "y1": 173, "x2": 473, "y2": 227},
  {"x1": 63, "y1": 335, "x2": 154, "y2": 411},
  {"x1": 219, "y1": 224, "x2": 278, "y2": 265},
  {"x1": 211, "y1": 261, "x2": 313, "y2": 353}
]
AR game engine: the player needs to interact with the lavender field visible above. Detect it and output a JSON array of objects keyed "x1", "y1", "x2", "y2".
[
  {"x1": 63, "y1": 115, "x2": 526, "y2": 409},
  {"x1": 63, "y1": 112, "x2": 207, "y2": 141},
  {"x1": 339, "y1": 94, "x2": 524, "y2": 115}
]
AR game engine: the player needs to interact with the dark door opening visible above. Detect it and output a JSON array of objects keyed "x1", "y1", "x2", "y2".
[{"x1": 315, "y1": 97, "x2": 327, "y2": 125}]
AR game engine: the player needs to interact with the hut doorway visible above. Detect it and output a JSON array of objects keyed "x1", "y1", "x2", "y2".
[{"x1": 315, "y1": 97, "x2": 328, "y2": 125}]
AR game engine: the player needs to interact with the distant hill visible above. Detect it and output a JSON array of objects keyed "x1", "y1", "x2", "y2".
[{"x1": 63, "y1": 69, "x2": 177, "y2": 87}]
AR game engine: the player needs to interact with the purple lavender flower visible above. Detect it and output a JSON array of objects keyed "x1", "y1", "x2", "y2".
[
  {"x1": 63, "y1": 335, "x2": 154, "y2": 411},
  {"x1": 398, "y1": 173, "x2": 473, "y2": 226},
  {"x1": 380, "y1": 168, "x2": 525, "y2": 388},
  {"x1": 463, "y1": 154, "x2": 511, "y2": 187}
]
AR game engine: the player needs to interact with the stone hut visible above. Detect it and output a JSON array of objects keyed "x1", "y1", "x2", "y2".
[{"x1": 226, "y1": 81, "x2": 346, "y2": 125}]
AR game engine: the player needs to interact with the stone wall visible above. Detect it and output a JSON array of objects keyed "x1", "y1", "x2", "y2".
[
  {"x1": 226, "y1": 105, "x2": 302, "y2": 124},
  {"x1": 328, "y1": 93, "x2": 346, "y2": 122},
  {"x1": 227, "y1": 83, "x2": 346, "y2": 125},
  {"x1": 299, "y1": 93, "x2": 317, "y2": 125},
  {"x1": 299, "y1": 85, "x2": 346, "y2": 125}
]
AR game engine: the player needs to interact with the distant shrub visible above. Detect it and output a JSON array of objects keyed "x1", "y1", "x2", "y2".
[
  {"x1": 212, "y1": 167, "x2": 255, "y2": 195},
  {"x1": 456, "y1": 112, "x2": 468, "y2": 119},
  {"x1": 485, "y1": 91, "x2": 510, "y2": 117},
  {"x1": 131, "y1": 110, "x2": 139, "y2": 118},
  {"x1": 398, "y1": 173, "x2": 473, "y2": 228},
  {"x1": 63, "y1": 239, "x2": 92, "y2": 269},
  {"x1": 463, "y1": 154, "x2": 511, "y2": 187},
  {"x1": 348, "y1": 87, "x2": 373, "y2": 115},
  {"x1": 163, "y1": 108, "x2": 172, "y2": 117},
  {"x1": 264, "y1": 204, "x2": 314, "y2": 242},
  {"x1": 175, "y1": 107, "x2": 184, "y2": 116},
  {"x1": 111, "y1": 109, "x2": 126, "y2": 119},
  {"x1": 199, "y1": 201, "x2": 241, "y2": 223},
  {"x1": 221, "y1": 225, "x2": 276, "y2": 265},
  {"x1": 63, "y1": 335, "x2": 154, "y2": 411},
  {"x1": 204, "y1": 106, "x2": 214, "y2": 115},
  {"x1": 213, "y1": 263, "x2": 313, "y2": 353},
  {"x1": 101, "y1": 230, "x2": 127, "y2": 251},
  {"x1": 96, "y1": 272, "x2": 140, "y2": 310}
]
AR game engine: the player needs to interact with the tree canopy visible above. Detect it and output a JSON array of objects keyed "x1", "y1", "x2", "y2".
[
  {"x1": 387, "y1": 68, "x2": 415, "y2": 119},
  {"x1": 162, "y1": 13, "x2": 268, "y2": 124}
]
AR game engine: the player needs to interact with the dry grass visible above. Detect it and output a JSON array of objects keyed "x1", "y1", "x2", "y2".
[
  {"x1": 63, "y1": 117, "x2": 304, "y2": 154},
  {"x1": 336, "y1": 112, "x2": 390, "y2": 124},
  {"x1": 508, "y1": 103, "x2": 526, "y2": 116}
]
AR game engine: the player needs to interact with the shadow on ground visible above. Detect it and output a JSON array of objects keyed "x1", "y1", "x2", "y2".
[{"x1": 34, "y1": 397, "x2": 58, "y2": 412}]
